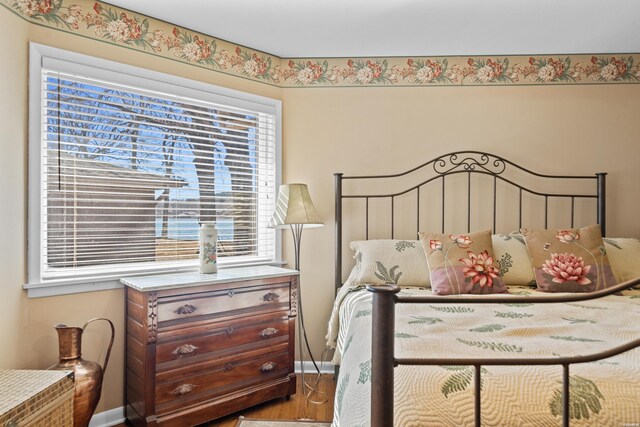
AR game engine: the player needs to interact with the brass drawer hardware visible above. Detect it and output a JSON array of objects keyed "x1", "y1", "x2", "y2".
[
  {"x1": 224, "y1": 363, "x2": 235, "y2": 371},
  {"x1": 225, "y1": 326, "x2": 234, "y2": 335},
  {"x1": 173, "y1": 304, "x2": 198, "y2": 315},
  {"x1": 171, "y1": 344, "x2": 198, "y2": 356},
  {"x1": 227, "y1": 289, "x2": 235, "y2": 297},
  {"x1": 259, "y1": 361, "x2": 277, "y2": 373},
  {"x1": 170, "y1": 384, "x2": 197, "y2": 395},
  {"x1": 260, "y1": 328, "x2": 278, "y2": 338},
  {"x1": 262, "y1": 292, "x2": 279, "y2": 302}
]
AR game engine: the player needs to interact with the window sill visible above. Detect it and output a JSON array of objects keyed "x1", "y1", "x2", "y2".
[
  {"x1": 24, "y1": 279, "x2": 124, "y2": 298},
  {"x1": 24, "y1": 260, "x2": 287, "y2": 298}
]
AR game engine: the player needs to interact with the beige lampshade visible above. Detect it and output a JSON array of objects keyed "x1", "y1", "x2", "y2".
[{"x1": 268, "y1": 183, "x2": 324, "y2": 228}]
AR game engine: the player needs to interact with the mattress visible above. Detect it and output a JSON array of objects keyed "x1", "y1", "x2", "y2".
[{"x1": 328, "y1": 285, "x2": 640, "y2": 426}]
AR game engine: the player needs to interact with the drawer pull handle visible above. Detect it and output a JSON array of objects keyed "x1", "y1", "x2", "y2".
[
  {"x1": 227, "y1": 290, "x2": 235, "y2": 297},
  {"x1": 172, "y1": 344, "x2": 198, "y2": 356},
  {"x1": 262, "y1": 292, "x2": 279, "y2": 302},
  {"x1": 225, "y1": 362, "x2": 235, "y2": 371},
  {"x1": 174, "y1": 304, "x2": 198, "y2": 315},
  {"x1": 260, "y1": 328, "x2": 278, "y2": 338},
  {"x1": 170, "y1": 383, "x2": 197, "y2": 396},
  {"x1": 259, "y1": 361, "x2": 277, "y2": 373},
  {"x1": 225, "y1": 326, "x2": 234, "y2": 335}
]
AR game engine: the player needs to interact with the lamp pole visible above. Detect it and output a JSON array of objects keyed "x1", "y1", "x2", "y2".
[
  {"x1": 268, "y1": 183, "x2": 325, "y2": 404},
  {"x1": 290, "y1": 223, "x2": 320, "y2": 375}
]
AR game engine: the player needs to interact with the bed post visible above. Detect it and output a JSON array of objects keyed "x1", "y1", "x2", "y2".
[
  {"x1": 335, "y1": 173, "x2": 343, "y2": 292},
  {"x1": 596, "y1": 172, "x2": 607, "y2": 236},
  {"x1": 334, "y1": 173, "x2": 343, "y2": 380},
  {"x1": 368, "y1": 284, "x2": 400, "y2": 427}
]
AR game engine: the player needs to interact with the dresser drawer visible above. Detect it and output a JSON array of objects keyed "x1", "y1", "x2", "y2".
[
  {"x1": 155, "y1": 345, "x2": 290, "y2": 413},
  {"x1": 157, "y1": 283, "x2": 290, "y2": 324},
  {"x1": 156, "y1": 315, "x2": 290, "y2": 369}
]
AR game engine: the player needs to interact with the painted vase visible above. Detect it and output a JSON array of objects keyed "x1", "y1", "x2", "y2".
[
  {"x1": 199, "y1": 223, "x2": 218, "y2": 273},
  {"x1": 51, "y1": 318, "x2": 115, "y2": 427}
]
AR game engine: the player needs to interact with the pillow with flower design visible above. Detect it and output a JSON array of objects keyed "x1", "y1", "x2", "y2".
[
  {"x1": 521, "y1": 225, "x2": 617, "y2": 293},
  {"x1": 418, "y1": 230, "x2": 508, "y2": 295}
]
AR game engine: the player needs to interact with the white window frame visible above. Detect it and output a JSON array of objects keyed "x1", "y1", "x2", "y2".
[{"x1": 26, "y1": 43, "x2": 282, "y2": 297}]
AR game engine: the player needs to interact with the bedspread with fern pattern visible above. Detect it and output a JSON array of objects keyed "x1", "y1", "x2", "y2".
[{"x1": 330, "y1": 286, "x2": 640, "y2": 427}]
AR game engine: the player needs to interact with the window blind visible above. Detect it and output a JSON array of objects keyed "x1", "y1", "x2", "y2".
[{"x1": 39, "y1": 68, "x2": 277, "y2": 282}]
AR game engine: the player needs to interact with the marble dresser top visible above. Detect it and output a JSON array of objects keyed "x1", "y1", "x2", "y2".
[{"x1": 120, "y1": 265, "x2": 298, "y2": 292}]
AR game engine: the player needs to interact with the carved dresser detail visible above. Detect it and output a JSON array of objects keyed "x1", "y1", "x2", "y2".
[{"x1": 121, "y1": 266, "x2": 299, "y2": 426}]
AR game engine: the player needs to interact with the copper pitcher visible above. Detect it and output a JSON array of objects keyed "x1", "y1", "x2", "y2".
[{"x1": 51, "y1": 318, "x2": 115, "y2": 427}]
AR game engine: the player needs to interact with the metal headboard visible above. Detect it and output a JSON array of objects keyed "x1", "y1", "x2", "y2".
[{"x1": 334, "y1": 150, "x2": 607, "y2": 292}]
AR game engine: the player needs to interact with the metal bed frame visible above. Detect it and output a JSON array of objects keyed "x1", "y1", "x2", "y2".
[{"x1": 333, "y1": 151, "x2": 640, "y2": 427}]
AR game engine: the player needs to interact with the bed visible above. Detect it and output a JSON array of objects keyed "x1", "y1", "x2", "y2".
[{"x1": 327, "y1": 151, "x2": 640, "y2": 427}]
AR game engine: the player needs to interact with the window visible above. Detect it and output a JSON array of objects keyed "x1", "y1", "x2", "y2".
[{"x1": 27, "y1": 44, "x2": 281, "y2": 297}]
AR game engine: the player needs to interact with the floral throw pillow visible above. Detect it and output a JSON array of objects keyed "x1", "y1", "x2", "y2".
[
  {"x1": 419, "y1": 230, "x2": 508, "y2": 295},
  {"x1": 521, "y1": 225, "x2": 617, "y2": 293}
]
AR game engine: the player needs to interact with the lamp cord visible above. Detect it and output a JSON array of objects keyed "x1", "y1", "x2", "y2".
[{"x1": 291, "y1": 224, "x2": 327, "y2": 406}]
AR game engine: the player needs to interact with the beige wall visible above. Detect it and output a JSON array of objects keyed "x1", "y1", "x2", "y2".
[
  {"x1": 0, "y1": 5, "x2": 29, "y2": 371},
  {"x1": 2, "y1": 7, "x2": 640, "y2": 416}
]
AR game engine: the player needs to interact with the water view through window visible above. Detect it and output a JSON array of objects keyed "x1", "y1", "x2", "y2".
[{"x1": 42, "y1": 70, "x2": 276, "y2": 272}]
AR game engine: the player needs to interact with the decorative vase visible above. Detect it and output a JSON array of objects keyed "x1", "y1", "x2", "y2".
[
  {"x1": 199, "y1": 222, "x2": 218, "y2": 273},
  {"x1": 51, "y1": 318, "x2": 115, "y2": 427}
]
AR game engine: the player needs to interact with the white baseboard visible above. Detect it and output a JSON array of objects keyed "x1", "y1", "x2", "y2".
[
  {"x1": 89, "y1": 406, "x2": 125, "y2": 427},
  {"x1": 295, "y1": 360, "x2": 334, "y2": 375}
]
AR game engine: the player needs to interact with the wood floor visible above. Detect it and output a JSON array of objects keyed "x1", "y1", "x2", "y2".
[
  {"x1": 208, "y1": 374, "x2": 335, "y2": 426},
  {"x1": 117, "y1": 374, "x2": 335, "y2": 426}
]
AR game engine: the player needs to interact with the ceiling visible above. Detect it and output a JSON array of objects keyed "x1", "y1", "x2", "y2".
[{"x1": 106, "y1": 0, "x2": 640, "y2": 58}]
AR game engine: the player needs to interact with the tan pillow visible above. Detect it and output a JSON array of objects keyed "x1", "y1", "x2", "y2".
[
  {"x1": 350, "y1": 240, "x2": 430, "y2": 287},
  {"x1": 521, "y1": 225, "x2": 617, "y2": 293},
  {"x1": 604, "y1": 237, "x2": 640, "y2": 286},
  {"x1": 419, "y1": 230, "x2": 507, "y2": 295},
  {"x1": 492, "y1": 233, "x2": 536, "y2": 286}
]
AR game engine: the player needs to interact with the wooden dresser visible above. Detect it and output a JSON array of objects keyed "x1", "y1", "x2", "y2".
[{"x1": 121, "y1": 266, "x2": 299, "y2": 426}]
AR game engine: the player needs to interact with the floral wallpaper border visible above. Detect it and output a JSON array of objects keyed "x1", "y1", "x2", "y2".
[{"x1": 3, "y1": 0, "x2": 640, "y2": 88}]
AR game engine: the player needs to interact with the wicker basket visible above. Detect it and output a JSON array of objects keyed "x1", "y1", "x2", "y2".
[{"x1": 0, "y1": 370, "x2": 74, "y2": 427}]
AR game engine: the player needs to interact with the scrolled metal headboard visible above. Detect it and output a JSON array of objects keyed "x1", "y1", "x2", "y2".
[{"x1": 335, "y1": 150, "x2": 607, "y2": 292}]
